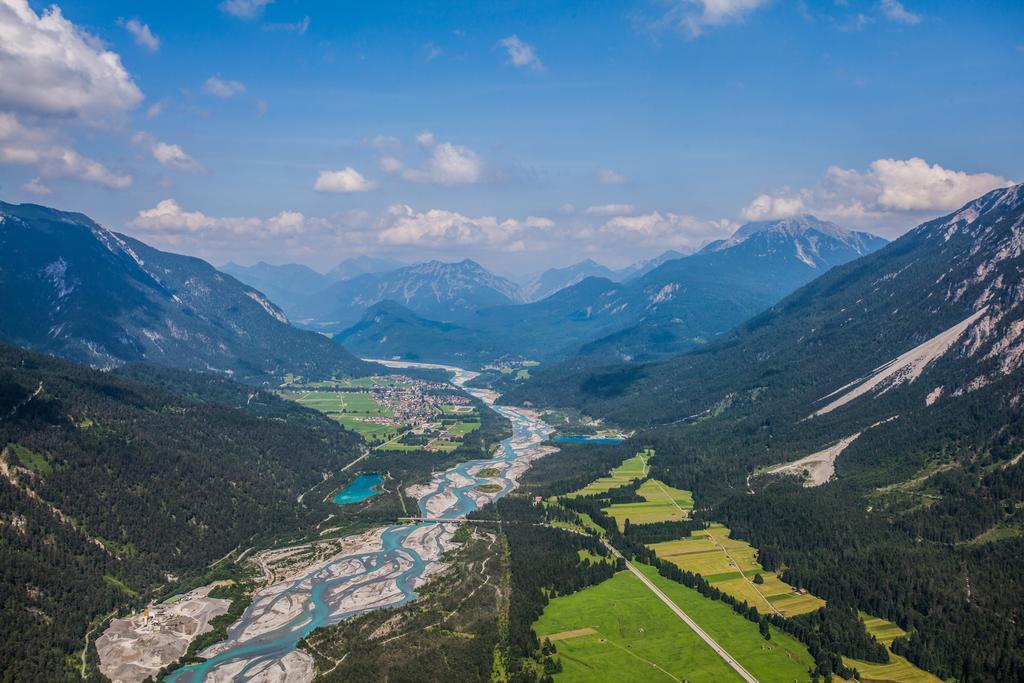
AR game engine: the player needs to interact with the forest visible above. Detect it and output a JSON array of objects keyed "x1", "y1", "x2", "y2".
[{"x1": 0, "y1": 343, "x2": 364, "y2": 681}]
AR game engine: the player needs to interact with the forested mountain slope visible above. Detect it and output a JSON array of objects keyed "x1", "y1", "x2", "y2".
[
  {"x1": 0, "y1": 343, "x2": 363, "y2": 680},
  {"x1": 510, "y1": 186, "x2": 1023, "y2": 425},
  {"x1": 0, "y1": 202, "x2": 375, "y2": 382},
  {"x1": 506, "y1": 184, "x2": 1024, "y2": 681}
]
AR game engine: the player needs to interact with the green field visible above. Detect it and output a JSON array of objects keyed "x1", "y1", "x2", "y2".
[
  {"x1": 5, "y1": 442, "x2": 54, "y2": 476},
  {"x1": 281, "y1": 390, "x2": 398, "y2": 441},
  {"x1": 603, "y1": 478, "x2": 693, "y2": 530},
  {"x1": 446, "y1": 421, "x2": 480, "y2": 436},
  {"x1": 566, "y1": 449, "x2": 652, "y2": 498},
  {"x1": 533, "y1": 565, "x2": 813, "y2": 682}
]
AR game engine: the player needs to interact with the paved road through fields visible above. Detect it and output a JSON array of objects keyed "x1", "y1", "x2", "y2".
[{"x1": 602, "y1": 541, "x2": 759, "y2": 683}]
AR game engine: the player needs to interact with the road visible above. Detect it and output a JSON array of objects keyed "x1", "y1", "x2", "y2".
[{"x1": 602, "y1": 541, "x2": 759, "y2": 683}]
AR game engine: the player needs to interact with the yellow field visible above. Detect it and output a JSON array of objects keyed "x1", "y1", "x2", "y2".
[
  {"x1": 861, "y1": 613, "x2": 907, "y2": 646},
  {"x1": 565, "y1": 449, "x2": 651, "y2": 498},
  {"x1": 648, "y1": 523, "x2": 824, "y2": 617},
  {"x1": 603, "y1": 479, "x2": 693, "y2": 530},
  {"x1": 843, "y1": 652, "x2": 941, "y2": 683},
  {"x1": 839, "y1": 614, "x2": 939, "y2": 682}
]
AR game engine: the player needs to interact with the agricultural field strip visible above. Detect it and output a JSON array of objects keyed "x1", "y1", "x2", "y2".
[
  {"x1": 702, "y1": 528, "x2": 780, "y2": 616},
  {"x1": 604, "y1": 541, "x2": 758, "y2": 683}
]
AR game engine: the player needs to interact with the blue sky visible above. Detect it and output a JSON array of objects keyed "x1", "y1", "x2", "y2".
[{"x1": 1, "y1": 0, "x2": 1021, "y2": 273}]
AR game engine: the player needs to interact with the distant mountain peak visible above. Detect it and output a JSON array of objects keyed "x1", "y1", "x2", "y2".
[
  {"x1": 729, "y1": 214, "x2": 848, "y2": 242},
  {"x1": 703, "y1": 215, "x2": 886, "y2": 269}
]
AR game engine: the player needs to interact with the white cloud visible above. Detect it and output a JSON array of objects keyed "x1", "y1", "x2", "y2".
[
  {"x1": 498, "y1": 35, "x2": 544, "y2": 71},
  {"x1": 0, "y1": 113, "x2": 132, "y2": 189},
  {"x1": 601, "y1": 211, "x2": 735, "y2": 249},
  {"x1": 597, "y1": 168, "x2": 627, "y2": 185},
  {"x1": 313, "y1": 167, "x2": 377, "y2": 193},
  {"x1": 740, "y1": 157, "x2": 1013, "y2": 229},
  {"x1": 585, "y1": 203, "x2": 636, "y2": 216},
  {"x1": 661, "y1": 0, "x2": 771, "y2": 38},
  {"x1": 133, "y1": 132, "x2": 203, "y2": 172},
  {"x1": 129, "y1": 199, "x2": 263, "y2": 235},
  {"x1": 220, "y1": 0, "x2": 273, "y2": 20},
  {"x1": 879, "y1": 0, "x2": 921, "y2": 25},
  {"x1": 525, "y1": 216, "x2": 555, "y2": 228},
  {"x1": 120, "y1": 17, "x2": 160, "y2": 52},
  {"x1": 379, "y1": 155, "x2": 404, "y2": 173},
  {"x1": 22, "y1": 177, "x2": 50, "y2": 195},
  {"x1": 153, "y1": 142, "x2": 202, "y2": 172},
  {"x1": 379, "y1": 205, "x2": 524, "y2": 248},
  {"x1": 203, "y1": 76, "x2": 246, "y2": 98},
  {"x1": 0, "y1": 0, "x2": 142, "y2": 125},
  {"x1": 740, "y1": 194, "x2": 807, "y2": 221},
  {"x1": 415, "y1": 131, "x2": 436, "y2": 148},
  {"x1": 266, "y1": 210, "x2": 306, "y2": 235},
  {"x1": 402, "y1": 142, "x2": 483, "y2": 185}
]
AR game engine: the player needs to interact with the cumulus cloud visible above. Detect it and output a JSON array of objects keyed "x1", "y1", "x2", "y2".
[
  {"x1": 120, "y1": 17, "x2": 160, "y2": 51},
  {"x1": 133, "y1": 132, "x2": 203, "y2": 172},
  {"x1": 22, "y1": 177, "x2": 50, "y2": 195},
  {"x1": 498, "y1": 35, "x2": 544, "y2": 71},
  {"x1": 661, "y1": 0, "x2": 771, "y2": 38},
  {"x1": 740, "y1": 158, "x2": 1013, "y2": 231},
  {"x1": 601, "y1": 211, "x2": 736, "y2": 249},
  {"x1": 415, "y1": 131, "x2": 437, "y2": 148},
  {"x1": 378, "y1": 205, "x2": 526, "y2": 248},
  {"x1": 0, "y1": 113, "x2": 132, "y2": 189},
  {"x1": 0, "y1": 0, "x2": 142, "y2": 125},
  {"x1": 129, "y1": 199, "x2": 263, "y2": 235},
  {"x1": 313, "y1": 167, "x2": 377, "y2": 193},
  {"x1": 220, "y1": 0, "x2": 273, "y2": 20},
  {"x1": 597, "y1": 168, "x2": 627, "y2": 185},
  {"x1": 585, "y1": 203, "x2": 636, "y2": 216},
  {"x1": 203, "y1": 76, "x2": 246, "y2": 98},
  {"x1": 153, "y1": 142, "x2": 202, "y2": 172},
  {"x1": 879, "y1": 0, "x2": 921, "y2": 25},
  {"x1": 401, "y1": 142, "x2": 483, "y2": 185}
]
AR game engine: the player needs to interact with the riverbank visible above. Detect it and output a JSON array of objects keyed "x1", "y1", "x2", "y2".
[{"x1": 154, "y1": 361, "x2": 555, "y2": 682}]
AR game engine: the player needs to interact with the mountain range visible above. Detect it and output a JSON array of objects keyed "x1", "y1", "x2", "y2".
[
  {"x1": 290, "y1": 258, "x2": 526, "y2": 330},
  {"x1": 507, "y1": 187, "x2": 1024, "y2": 426},
  {"x1": 339, "y1": 215, "x2": 886, "y2": 366},
  {"x1": 0, "y1": 202, "x2": 374, "y2": 382},
  {"x1": 497, "y1": 183, "x2": 1024, "y2": 682}
]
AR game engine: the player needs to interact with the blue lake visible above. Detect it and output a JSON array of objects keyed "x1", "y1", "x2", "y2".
[
  {"x1": 554, "y1": 435, "x2": 624, "y2": 444},
  {"x1": 332, "y1": 473, "x2": 384, "y2": 506}
]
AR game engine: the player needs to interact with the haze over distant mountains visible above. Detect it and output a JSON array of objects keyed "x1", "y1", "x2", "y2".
[{"x1": 338, "y1": 215, "x2": 886, "y2": 366}]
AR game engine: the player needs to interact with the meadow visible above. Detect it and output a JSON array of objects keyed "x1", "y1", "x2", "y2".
[
  {"x1": 533, "y1": 565, "x2": 814, "y2": 683},
  {"x1": 603, "y1": 478, "x2": 693, "y2": 530},
  {"x1": 565, "y1": 449, "x2": 651, "y2": 498}
]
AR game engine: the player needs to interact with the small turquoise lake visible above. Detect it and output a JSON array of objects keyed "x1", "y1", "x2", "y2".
[
  {"x1": 554, "y1": 435, "x2": 624, "y2": 444},
  {"x1": 332, "y1": 473, "x2": 384, "y2": 505}
]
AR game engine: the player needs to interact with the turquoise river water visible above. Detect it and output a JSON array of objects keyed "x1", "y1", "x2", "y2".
[{"x1": 166, "y1": 363, "x2": 552, "y2": 682}]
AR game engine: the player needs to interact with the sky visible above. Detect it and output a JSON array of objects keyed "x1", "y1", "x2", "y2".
[{"x1": 0, "y1": 0, "x2": 1022, "y2": 275}]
